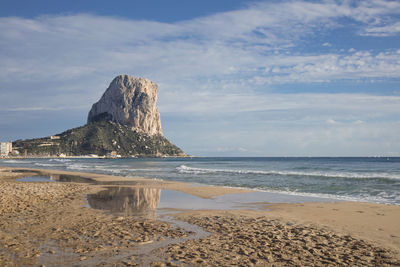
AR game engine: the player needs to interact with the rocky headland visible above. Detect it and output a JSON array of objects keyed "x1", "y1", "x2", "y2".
[{"x1": 12, "y1": 75, "x2": 186, "y2": 157}]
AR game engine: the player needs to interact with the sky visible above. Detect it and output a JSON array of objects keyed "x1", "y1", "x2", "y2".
[{"x1": 0, "y1": 0, "x2": 400, "y2": 157}]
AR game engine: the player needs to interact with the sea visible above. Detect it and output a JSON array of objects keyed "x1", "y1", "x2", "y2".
[{"x1": 1, "y1": 157, "x2": 399, "y2": 205}]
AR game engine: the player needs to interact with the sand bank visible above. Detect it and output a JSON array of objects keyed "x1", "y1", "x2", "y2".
[{"x1": 0, "y1": 167, "x2": 399, "y2": 266}]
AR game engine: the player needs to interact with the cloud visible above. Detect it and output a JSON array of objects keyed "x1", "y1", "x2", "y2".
[
  {"x1": 1, "y1": 1, "x2": 399, "y2": 91},
  {"x1": 0, "y1": 0, "x2": 400, "y2": 155},
  {"x1": 160, "y1": 91, "x2": 400, "y2": 156},
  {"x1": 361, "y1": 22, "x2": 400, "y2": 36},
  {"x1": 159, "y1": 91, "x2": 400, "y2": 119},
  {"x1": 0, "y1": 106, "x2": 87, "y2": 112},
  {"x1": 326, "y1": 119, "x2": 337, "y2": 124},
  {"x1": 172, "y1": 116, "x2": 400, "y2": 156}
]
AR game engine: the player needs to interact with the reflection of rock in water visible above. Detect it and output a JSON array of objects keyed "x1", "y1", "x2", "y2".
[
  {"x1": 87, "y1": 187, "x2": 161, "y2": 218},
  {"x1": 47, "y1": 174, "x2": 93, "y2": 183},
  {"x1": 50, "y1": 174, "x2": 59, "y2": 181}
]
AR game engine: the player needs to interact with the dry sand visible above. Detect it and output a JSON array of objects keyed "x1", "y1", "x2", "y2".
[
  {"x1": 267, "y1": 202, "x2": 400, "y2": 254},
  {"x1": 0, "y1": 166, "x2": 399, "y2": 266}
]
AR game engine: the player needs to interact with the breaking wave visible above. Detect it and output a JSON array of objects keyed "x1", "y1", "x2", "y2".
[{"x1": 176, "y1": 165, "x2": 400, "y2": 180}]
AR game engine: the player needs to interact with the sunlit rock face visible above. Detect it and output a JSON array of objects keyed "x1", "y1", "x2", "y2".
[
  {"x1": 86, "y1": 187, "x2": 161, "y2": 218},
  {"x1": 88, "y1": 75, "x2": 163, "y2": 136}
]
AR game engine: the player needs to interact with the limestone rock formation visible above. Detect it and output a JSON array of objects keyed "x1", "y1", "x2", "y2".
[
  {"x1": 13, "y1": 75, "x2": 187, "y2": 157},
  {"x1": 88, "y1": 75, "x2": 163, "y2": 136}
]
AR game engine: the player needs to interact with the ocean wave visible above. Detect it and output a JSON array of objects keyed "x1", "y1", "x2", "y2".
[
  {"x1": 48, "y1": 158, "x2": 72, "y2": 162},
  {"x1": 209, "y1": 184, "x2": 399, "y2": 205},
  {"x1": 34, "y1": 162, "x2": 65, "y2": 167},
  {"x1": 175, "y1": 182, "x2": 399, "y2": 205},
  {"x1": 63, "y1": 162, "x2": 163, "y2": 174},
  {"x1": 252, "y1": 187, "x2": 400, "y2": 205},
  {"x1": 65, "y1": 163, "x2": 125, "y2": 175},
  {"x1": 1, "y1": 160, "x2": 28, "y2": 164},
  {"x1": 130, "y1": 168, "x2": 164, "y2": 172},
  {"x1": 176, "y1": 165, "x2": 400, "y2": 180}
]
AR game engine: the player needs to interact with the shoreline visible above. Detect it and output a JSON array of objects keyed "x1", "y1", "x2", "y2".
[
  {"x1": 0, "y1": 154, "x2": 195, "y2": 159},
  {"x1": 0, "y1": 166, "x2": 253, "y2": 198},
  {"x1": 1, "y1": 166, "x2": 399, "y2": 266},
  {"x1": 0, "y1": 165, "x2": 370, "y2": 203},
  {"x1": 2, "y1": 157, "x2": 399, "y2": 207},
  {"x1": 2, "y1": 160, "x2": 398, "y2": 206}
]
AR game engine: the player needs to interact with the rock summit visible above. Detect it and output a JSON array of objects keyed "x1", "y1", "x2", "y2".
[{"x1": 88, "y1": 75, "x2": 163, "y2": 136}]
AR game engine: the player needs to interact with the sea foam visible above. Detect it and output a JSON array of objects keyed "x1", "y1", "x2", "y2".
[{"x1": 176, "y1": 165, "x2": 400, "y2": 180}]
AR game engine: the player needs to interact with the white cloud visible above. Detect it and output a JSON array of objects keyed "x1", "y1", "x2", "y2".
[
  {"x1": 361, "y1": 22, "x2": 400, "y2": 36},
  {"x1": 159, "y1": 91, "x2": 400, "y2": 123},
  {"x1": 0, "y1": 0, "x2": 400, "y2": 155},
  {"x1": 160, "y1": 91, "x2": 400, "y2": 156},
  {"x1": 0, "y1": 0, "x2": 399, "y2": 91},
  {"x1": 0, "y1": 105, "x2": 87, "y2": 112},
  {"x1": 174, "y1": 117, "x2": 400, "y2": 156}
]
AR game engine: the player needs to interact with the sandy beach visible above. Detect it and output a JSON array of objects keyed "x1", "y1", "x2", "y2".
[{"x1": 0, "y1": 166, "x2": 399, "y2": 266}]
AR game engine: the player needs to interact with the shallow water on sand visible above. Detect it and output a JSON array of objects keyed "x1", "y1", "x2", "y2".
[
  {"x1": 18, "y1": 174, "x2": 336, "y2": 217},
  {"x1": 85, "y1": 186, "x2": 335, "y2": 219},
  {"x1": 18, "y1": 172, "x2": 337, "y2": 218}
]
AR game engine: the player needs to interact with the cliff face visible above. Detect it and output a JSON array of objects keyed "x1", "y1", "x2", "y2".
[{"x1": 88, "y1": 75, "x2": 163, "y2": 136}]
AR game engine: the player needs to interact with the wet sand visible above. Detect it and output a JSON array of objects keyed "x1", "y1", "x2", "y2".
[{"x1": 0, "y1": 166, "x2": 399, "y2": 266}]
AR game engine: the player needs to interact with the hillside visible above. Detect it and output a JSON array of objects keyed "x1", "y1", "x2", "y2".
[{"x1": 13, "y1": 120, "x2": 185, "y2": 157}]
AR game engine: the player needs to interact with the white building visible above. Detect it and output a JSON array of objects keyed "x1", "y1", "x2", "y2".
[{"x1": 0, "y1": 142, "x2": 12, "y2": 156}]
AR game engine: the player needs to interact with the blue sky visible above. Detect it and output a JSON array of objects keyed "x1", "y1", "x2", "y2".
[{"x1": 0, "y1": 0, "x2": 399, "y2": 156}]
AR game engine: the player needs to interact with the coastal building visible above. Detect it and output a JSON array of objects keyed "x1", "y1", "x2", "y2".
[
  {"x1": 50, "y1": 135, "x2": 60, "y2": 140},
  {"x1": 0, "y1": 142, "x2": 12, "y2": 156},
  {"x1": 106, "y1": 151, "x2": 121, "y2": 158}
]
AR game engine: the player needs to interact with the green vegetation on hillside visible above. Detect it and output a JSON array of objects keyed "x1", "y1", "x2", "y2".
[{"x1": 13, "y1": 121, "x2": 186, "y2": 157}]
